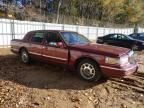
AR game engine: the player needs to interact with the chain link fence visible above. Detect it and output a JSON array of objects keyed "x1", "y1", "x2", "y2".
[{"x1": 0, "y1": 18, "x2": 139, "y2": 48}]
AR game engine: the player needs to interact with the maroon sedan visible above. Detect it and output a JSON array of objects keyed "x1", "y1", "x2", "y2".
[{"x1": 11, "y1": 30, "x2": 138, "y2": 82}]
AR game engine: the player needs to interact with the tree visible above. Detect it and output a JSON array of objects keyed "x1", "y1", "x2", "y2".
[{"x1": 56, "y1": 0, "x2": 62, "y2": 23}]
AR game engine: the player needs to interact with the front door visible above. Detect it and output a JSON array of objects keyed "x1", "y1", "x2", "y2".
[
  {"x1": 116, "y1": 34, "x2": 132, "y2": 48},
  {"x1": 42, "y1": 32, "x2": 68, "y2": 65},
  {"x1": 106, "y1": 34, "x2": 119, "y2": 46}
]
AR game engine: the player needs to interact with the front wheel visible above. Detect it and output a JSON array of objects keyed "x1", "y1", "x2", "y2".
[
  {"x1": 20, "y1": 49, "x2": 30, "y2": 64},
  {"x1": 77, "y1": 59, "x2": 102, "y2": 82}
]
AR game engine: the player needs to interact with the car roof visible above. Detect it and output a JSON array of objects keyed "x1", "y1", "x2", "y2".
[
  {"x1": 29, "y1": 30, "x2": 76, "y2": 33},
  {"x1": 134, "y1": 32, "x2": 144, "y2": 34},
  {"x1": 103, "y1": 33, "x2": 127, "y2": 37},
  {"x1": 129, "y1": 32, "x2": 144, "y2": 35},
  {"x1": 107, "y1": 33, "x2": 126, "y2": 36}
]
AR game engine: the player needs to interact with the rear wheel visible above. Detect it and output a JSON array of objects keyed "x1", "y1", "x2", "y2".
[
  {"x1": 77, "y1": 59, "x2": 101, "y2": 82},
  {"x1": 20, "y1": 49, "x2": 30, "y2": 64}
]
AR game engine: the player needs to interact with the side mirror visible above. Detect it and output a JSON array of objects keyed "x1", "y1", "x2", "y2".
[
  {"x1": 57, "y1": 42, "x2": 64, "y2": 48},
  {"x1": 48, "y1": 42, "x2": 57, "y2": 46}
]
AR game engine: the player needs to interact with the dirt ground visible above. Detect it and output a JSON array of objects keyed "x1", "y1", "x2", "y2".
[{"x1": 0, "y1": 49, "x2": 144, "y2": 108}]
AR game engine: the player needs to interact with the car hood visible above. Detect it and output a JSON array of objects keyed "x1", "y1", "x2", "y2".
[
  {"x1": 132, "y1": 38, "x2": 144, "y2": 43},
  {"x1": 68, "y1": 43, "x2": 130, "y2": 58}
]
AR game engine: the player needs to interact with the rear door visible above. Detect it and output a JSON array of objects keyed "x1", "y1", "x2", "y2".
[
  {"x1": 42, "y1": 31, "x2": 69, "y2": 65},
  {"x1": 28, "y1": 31, "x2": 46, "y2": 60}
]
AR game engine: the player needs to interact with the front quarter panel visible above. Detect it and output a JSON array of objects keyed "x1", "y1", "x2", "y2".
[{"x1": 69, "y1": 50, "x2": 105, "y2": 70}]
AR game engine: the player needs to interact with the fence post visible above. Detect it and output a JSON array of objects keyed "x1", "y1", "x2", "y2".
[
  {"x1": 10, "y1": 19, "x2": 15, "y2": 39},
  {"x1": 114, "y1": 28, "x2": 116, "y2": 33},
  {"x1": 103, "y1": 27, "x2": 106, "y2": 36},
  {"x1": 127, "y1": 29, "x2": 129, "y2": 35},
  {"x1": 62, "y1": 24, "x2": 65, "y2": 30},
  {"x1": 87, "y1": 27, "x2": 90, "y2": 39},
  {"x1": 42, "y1": 23, "x2": 45, "y2": 30},
  {"x1": 27, "y1": 21, "x2": 28, "y2": 33},
  {"x1": 2, "y1": 19, "x2": 4, "y2": 48},
  {"x1": 76, "y1": 25, "x2": 79, "y2": 33},
  {"x1": 96, "y1": 27, "x2": 98, "y2": 38}
]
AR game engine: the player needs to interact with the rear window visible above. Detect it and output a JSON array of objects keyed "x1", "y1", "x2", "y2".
[
  {"x1": 31, "y1": 32, "x2": 44, "y2": 43},
  {"x1": 110, "y1": 34, "x2": 117, "y2": 39},
  {"x1": 23, "y1": 32, "x2": 33, "y2": 42}
]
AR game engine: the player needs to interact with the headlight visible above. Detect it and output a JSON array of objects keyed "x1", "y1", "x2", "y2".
[
  {"x1": 128, "y1": 50, "x2": 134, "y2": 57},
  {"x1": 128, "y1": 50, "x2": 137, "y2": 64},
  {"x1": 105, "y1": 56, "x2": 128, "y2": 65},
  {"x1": 120, "y1": 56, "x2": 129, "y2": 64},
  {"x1": 105, "y1": 57, "x2": 119, "y2": 64}
]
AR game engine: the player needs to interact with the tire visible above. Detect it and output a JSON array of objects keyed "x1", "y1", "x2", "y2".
[
  {"x1": 77, "y1": 59, "x2": 101, "y2": 82},
  {"x1": 20, "y1": 49, "x2": 30, "y2": 64}
]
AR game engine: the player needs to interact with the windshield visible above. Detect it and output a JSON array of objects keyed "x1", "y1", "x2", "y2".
[
  {"x1": 60, "y1": 32, "x2": 90, "y2": 45},
  {"x1": 127, "y1": 35, "x2": 134, "y2": 40},
  {"x1": 139, "y1": 33, "x2": 144, "y2": 37}
]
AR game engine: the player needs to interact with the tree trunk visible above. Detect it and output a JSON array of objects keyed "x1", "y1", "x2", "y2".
[
  {"x1": 134, "y1": 23, "x2": 138, "y2": 33},
  {"x1": 56, "y1": 0, "x2": 62, "y2": 23}
]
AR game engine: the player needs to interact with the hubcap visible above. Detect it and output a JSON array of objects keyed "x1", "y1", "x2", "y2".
[
  {"x1": 80, "y1": 63, "x2": 96, "y2": 80},
  {"x1": 21, "y1": 51, "x2": 28, "y2": 63}
]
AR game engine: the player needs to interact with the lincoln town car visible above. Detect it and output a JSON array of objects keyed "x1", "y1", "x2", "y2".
[{"x1": 11, "y1": 30, "x2": 138, "y2": 82}]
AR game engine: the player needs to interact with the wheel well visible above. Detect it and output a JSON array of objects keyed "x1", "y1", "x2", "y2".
[
  {"x1": 19, "y1": 47, "x2": 27, "y2": 54},
  {"x1": 75, "y1": 57, "x2": 100, "y2": 70}
]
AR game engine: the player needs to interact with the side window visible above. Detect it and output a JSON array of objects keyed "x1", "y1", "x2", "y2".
[
  {"x1": 139, "y1": 34, "x2": 144, "y2": 37},
  {"x1": 110, "y1": 35, "x2": 117, "y2": 39},
  {"x1": 46, "y1": 32, "x2": 62, "y2": 46},
  {"x1": 131, "y1": 34, "x2": 137, "y2": 37},
  {"x1": 130, "y1": 34, "x2": 138, "y2": 39},
  {"x1": 117, "y1": 35, "x2": 129, "y2": 40},
  {"x1": 117, "y1": 35, "x2": 122, "y2": 39},
  {"x1": 31, "y1": 32, "x2": 44, "y2": 43}
]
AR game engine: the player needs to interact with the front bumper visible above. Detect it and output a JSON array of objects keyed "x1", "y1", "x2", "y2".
[{"x1": 100, "y1": 63, "x2": 138, "y2": 77}]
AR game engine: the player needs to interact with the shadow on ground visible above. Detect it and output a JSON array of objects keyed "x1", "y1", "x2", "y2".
[{"x1": 0, "y1": 55, "x2": 107, "y2": 90}]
